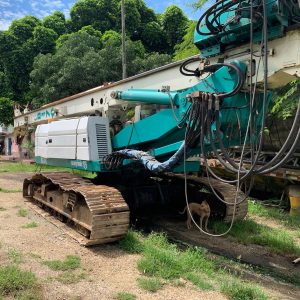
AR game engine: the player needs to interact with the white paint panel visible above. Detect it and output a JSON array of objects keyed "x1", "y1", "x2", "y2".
[
  {"x1": 35, "y1": 124, "x2": 49, "y2": 158},
  {"x1": 34, "y1": 116, "x2": 111, "y2": 162},
  {"x1": 77, "y1": 147, "x2": 89, "y2": 160},
  {"x1": 46, "y1": 119, "x2": 80, "y2": 159}
]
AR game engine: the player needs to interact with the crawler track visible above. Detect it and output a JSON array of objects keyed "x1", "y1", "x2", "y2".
[
  {"x1": 164, "y1": 173, "x2": 248, "y2": 221},
  {"x1": 23, "y1": 172, "x2": 130, "y2": 246}
]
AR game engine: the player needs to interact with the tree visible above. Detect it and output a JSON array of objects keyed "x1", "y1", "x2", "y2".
[
  {"x1": 30, "y1": 31, "x2": 105, "y2": 107},
  {"x1": 141, "y1": 21, "x2": 167, "y2": 52},
  {"x1": 174, "y1": 21, "x2": 199, "y2": 60},
  {"x1": 70, "y1": 0, "x2": 118, "y2": 32},
  {"x1": 33, "y1": 26, "x2": 58, "y2": 54},
  {"x1": 0, "y1": 97, "x2": 14, "y2": 126},
  {"x1": 135, "y1": 0, "x2": 157, "y2": 24},
  {"x1": 9, "y1": 16, "x2": 41, "y2": 44},
  {"x1": 101, "y1": 30, "x2": 121, "y2": 44},
  {"x1": 188, "y1": 0, "x2": 208, "y2": 10},
  {"x1": 161, "y1": 5, "x2": 188, "y2": 52},
  {"x1": 78, "y1": 25, "x2": 102, "y2": 39},
  {"x1": 123, "y1": 0, "x2": 141, "y2": 37},
  {"x1": 43, "y1": 11, "x2": 67, "y2": 36},
  {"x1": 29, "y1": 30, "x2": 171, "y2": 108},
  {"x1": 133, "y1": 52, "x2": 171, "y2": 74}
]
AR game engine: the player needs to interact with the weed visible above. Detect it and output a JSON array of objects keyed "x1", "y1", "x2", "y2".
[
  {"x1": 56, "y1": 272, "x2": 87, "y2": 284},
  {"x1": 22, "y1": 221, "x2": 38, "y2": 229},
  {"x1": 119, "y1": 230, "x2": 144, "y2": 253},
  {"x1": 212, "y1": 218, "x2": 300, "y2": 256},
  {"x1": 137, "y1": 234, "x2": 215, "y2": 280},
  {"x1": 171, "y1": 279, "x2": 186, "y2": 287},
  {"x1": 44, "y1": 255, "x2": 81, "y2": 271},
  {"x1": 8, "y1": 249, "x2": 22, "y2": 264},
  {"x1": 185, "y1": 272, "x2": 212, "y2": 290},
  {"x1": 128, "y1": 231, "x2": 267, "y2": 298},
  {"x1": 114, "y1": 291, "x2": 136, "y2": 300},
  {"x1": 137, "y1": 277, "x2": 163, "y2": 292},
  {"x1": 221, "y1": 280, "x2": 267, "y2": 300},
  {"x1": 0, "y1": 265, "x2": 39, "y2": 298},
  {"x1": 18, "y1": 209, "x2": 27, "y2": 217},
  {"x1": 0, "y1": 187, "x2": 22, "y2": 193},
  {"x1": 0, "y1": 207, "x2": 6, "y2": 211},
  {"x1": 0, "y1": 162, "x2": 95, "y2": 178}
]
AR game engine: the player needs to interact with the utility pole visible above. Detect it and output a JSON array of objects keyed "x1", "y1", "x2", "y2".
[{"x1": 121, "y1": 0, "x2": 127, "y2": 79}]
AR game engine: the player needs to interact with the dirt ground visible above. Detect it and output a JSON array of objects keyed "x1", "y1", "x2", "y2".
[
  {"x1": 1, "y1": 172, "x2": 300, "y2": 300},
  {"x1": 0, "y1": 172, "x2": 227, "y2": 300}
]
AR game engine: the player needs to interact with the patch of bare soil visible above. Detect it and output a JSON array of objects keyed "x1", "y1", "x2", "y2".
[
  {"x1": 0, "y1": 172, "x2": 31, "y2": 189},
  {"x1": 0, "y1": 173, "x2": 226, "y2": 300}
]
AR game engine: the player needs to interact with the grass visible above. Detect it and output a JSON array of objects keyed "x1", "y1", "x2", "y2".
[
  {"x1": 0, "y1": 187, "x2": 22, "y2": 193},
  {"x1": 55, "y1": 272, "x2": 87, "y2": 284},
  {"x1": 0, "y1": 207, "x2": 6, "y2": 211},
  {"x1": 18, "y1": 208, "x2": 27, "y2": 217},
  {"x1": 44, "y1": 255, "x2": 81, "y2": 271},
  {"x1": 22, "y1": 221, "x2": 38, "y2": 229},
  {"x1": 212, "y1": 218, "x2": 300, "y2": 256},
  {"x1": 248, "y1": 200, "x2": 300, "y2": 229},
  {"x1": 221, "y1": 281, "x2": 267, "y2": 300},
  {"x1": 137, "y1": 277, "x2": 163, "y2": 292},
  {"x1": 119, "y1": 230, "x2": 144, "y2": 253},
  {"x1": 0, "y1": 162, "x2": 95, "y2": 178},
  {"x1": 119, "y1": 230, "x2": 268, "y2": 299},
  {"x1": 0, "y1": 265, "x2": 40, "y2": 299},
  {"x1": 114, "y1": 292, "x2": 137, "y2": 300},
  {"x1": 8, "y1": 248, "x2": 22, "y2": 264}
]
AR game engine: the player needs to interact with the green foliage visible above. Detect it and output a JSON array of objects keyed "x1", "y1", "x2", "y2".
[
  {"x1": 0, "y1": 0, "x2": 192, "y2": 108},
  {"x1": 0, "y1": 265, "x2": 39, "y2": 298},
  {"x1": 8, "y1": 248, "x2": 23, "y2": 264},
  {"x1": 114, "y1": 292, "x2": 137, "y2": 300},
  {"x1": 248, "y1": 200, "x2": 300, "y2": 229},
  {"x1": 30, "y1": 31, "x2": 103, "y2": 107},
  {"x1": 9, "y1": 16, "x2": 41, "y2": 43},
  {"x1": 188, "y1": 0, "x2": 209, "y2": 10},
  {"x1": 70, "y1": 0, "x2": 118, "y2": 32},
  {"x1": 136, "y1": 233, "x2": 215, "y2": 281},
  {"x1": 162, "y1": 5, "x2": 188, "y2": 51},
  {"x1": 55, "y1": 272, "x2": 87, "y2": 284},
  {"x1": 213, "y1": 218, "x2": 300, "y2": 256},
  {"x1": 271, "y1": 79, "x2": 300, "y2": 119},
  {"x1": 221, "y1": 281, "x2": 267, "y2": 300},
  {"x1": 123, "y1": 0, "x2": 142, "y2": 36},
  {"x1": 44, "y1": 255, "x2": 81, "y2": 271},
  {"x1": 101, "y1": 30, "x2": 121, "y2": 44},
  {"x1": 137, "y1": 277, "x2": 163, "y2": 292},
  {"x1": 30, "y1": 30, "x2": 171, "y2": 107},
  {"x1": 119, "y1": 229, "x2": 144, "y2": 253},
  {"x1": 141, "y1": 22, "x2": 167, "y2": 52},
  {"x1": 78, "y1": 25, "x2": 102, "y2": 39},
  {"x1": 33, "y1": 26, "x2": 58, "y2": 54},
  {"x1": 174, "y1": 21, "x2": 199, "y2": 60},
  {"x1": 123, "y1": 232, "x2": 267, "y2": 298},
  {"x1": 18, "y1": 208, "x2": 27, "y2": 217},
  {"x1": 0, "y1": 187, "x2": 22, "y2": 193},
  {"x1": 22, "y1": 221, "x2": 38, "y2": 229},
  {"x1": 0, "y1": 97, "x2": 14, "y2": 126},
  {"x1": 43, "y1": 11, "x2": 66, "y2": 36}
]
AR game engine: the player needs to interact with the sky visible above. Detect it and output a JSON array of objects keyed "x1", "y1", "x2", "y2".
[{"x1": 0, "y1": 0, "x2": 201, "y2": 31}]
